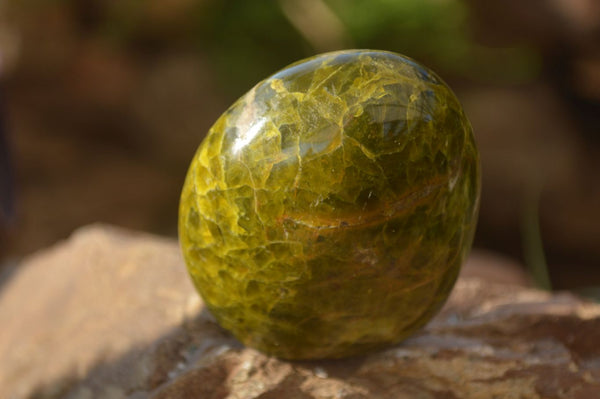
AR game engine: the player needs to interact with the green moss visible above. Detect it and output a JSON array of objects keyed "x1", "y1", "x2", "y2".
[{"x1": 179, "y1": 50, "x2": 480, "y2": 359}]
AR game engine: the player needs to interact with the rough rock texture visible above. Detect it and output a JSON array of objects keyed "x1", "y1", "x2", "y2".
[{"x1": 1, "y1": 225, "x2": 599, "y2": 399}]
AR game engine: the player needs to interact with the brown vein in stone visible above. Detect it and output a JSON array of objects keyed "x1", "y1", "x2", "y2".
[{"x1": 280, "y1": 174, "x2": 449, "y2": 232}]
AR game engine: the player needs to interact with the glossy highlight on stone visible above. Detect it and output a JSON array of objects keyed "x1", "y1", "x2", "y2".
[{"x1": 179, "y1": 50, "x2": 480, "y2": 359}]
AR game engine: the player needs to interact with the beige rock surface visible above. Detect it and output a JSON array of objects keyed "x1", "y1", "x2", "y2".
[{"x1": 1, "y1": 225, "x2": 599, "y2": 399}]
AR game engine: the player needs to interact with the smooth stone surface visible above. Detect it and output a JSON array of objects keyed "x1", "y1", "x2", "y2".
[
  {"x1": 179, "y1": 50, "x2": 480, "y2": 359},
  {"x1": 1, "y1": 225, "x2": 600, "y2": 398}
]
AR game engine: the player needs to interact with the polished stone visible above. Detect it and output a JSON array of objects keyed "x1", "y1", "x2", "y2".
[{"x1": 179, "y1": 50, "x2": 480, "y2": 359}]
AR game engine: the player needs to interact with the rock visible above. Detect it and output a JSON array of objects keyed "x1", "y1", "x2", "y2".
[
  {"x1": 179, "y1": 49, "x2": 480, "y2": 360},
  {"x1": 1, "y1": 225, "x2": 599, "y2": 398},
  {"x1": 0, "y1": 225, "x2": 202, "y2": 399}
]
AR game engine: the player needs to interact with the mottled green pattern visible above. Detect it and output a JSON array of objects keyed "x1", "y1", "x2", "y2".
[{"x1": 179, "y1": 50, "x2": 480, "y2": 359}]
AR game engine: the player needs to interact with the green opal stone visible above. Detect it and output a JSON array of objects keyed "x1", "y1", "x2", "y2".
[{"x1": 179, "y1": 50, "x2": 480, "y2": 359}]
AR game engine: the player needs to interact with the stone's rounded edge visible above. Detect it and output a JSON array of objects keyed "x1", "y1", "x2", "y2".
[
  {"x1": 178, "y1": 49, "x2": 481, "y2": 360},
  {"x1": 269, "y1": 49, "x2": 442, "y2": 83}
]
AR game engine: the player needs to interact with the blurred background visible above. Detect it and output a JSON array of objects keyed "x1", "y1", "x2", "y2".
[{"x1": 0, "y1": 0, "x2": 599, "y2": 294}]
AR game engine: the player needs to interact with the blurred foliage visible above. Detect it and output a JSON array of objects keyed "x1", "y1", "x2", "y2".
[
  {"x1": 6, "y1": 0, "x2": 600, "y2": 292},
  {"x1": 192, "y1": 1, "x2": 311, "y2": 95},
  {"x1": 326, "y1": 0, "x2": 540, "y2": 81},
  {"x1": 329, "y1": 0, "x2": 470, "y2": 66},
  {"x1": 195, "y1": 0, "x2": 541, "y2": 92},
  {"x1": 521, "y1": 187, "x2": 552, "y2": 291},
  {"x1": 13, "y1": 0, "x2": 541, "y2": 96},
  {"x1": 574, "y1": 287, "x2": 600, "y2": 303}
]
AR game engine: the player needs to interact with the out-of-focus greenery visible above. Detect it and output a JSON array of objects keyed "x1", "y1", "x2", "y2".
[
  {"x1": 192, "y1": 1, "x2": 312, "y2": 95},
  {"x1": 329, "y1": 0, "x2": 470, "y2": 67},
  {"x1": 326, "y1": 0, "x2": 540, "y2": 81},
  {"x1": 194, "y1": 0, "x2": 540, "y2": 93},
  {"x1": 521, "y1": 186, "x2": 552, "y2": 291},
  {"x1": 14, "y1": 0, "x2": 540, "y2": 96},
  {"x1": 574, "y1": 287, "x2": 600, "y2": 303}
]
